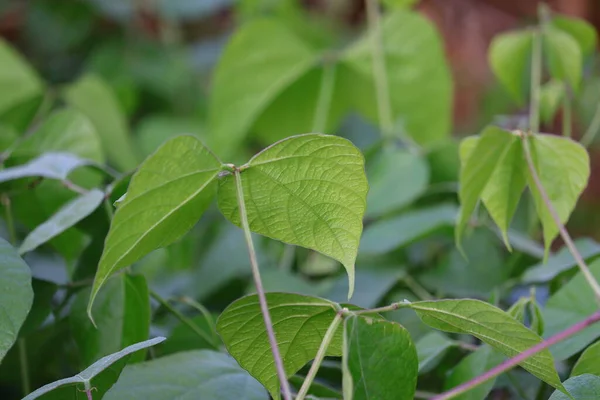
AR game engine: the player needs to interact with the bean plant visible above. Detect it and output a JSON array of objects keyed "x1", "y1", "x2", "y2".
[{"x1": 1, "y1": 1, "x2": 600, "y2": 400}]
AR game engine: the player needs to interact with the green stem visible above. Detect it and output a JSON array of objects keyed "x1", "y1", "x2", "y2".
[
  {"x1": 103, "y1": 197, "x2": 114, "y2": 221},
  {"x1": 521, "y1": 135, "x2": 600, "y2": 302},
  {"x1": 581, "y1": 102, "x2": 600, "y2": 147},
  {"x1": 312, "y1": 61, "x2": 337, "y2": 133},
  {"x1": 176, "y1": 296, "x2": 218, "y2": 344},
  {"x1": 562, "y1": 84, "x2": 572, "y2": 138},
  {"x1": 234, "y1": 170, "x2": 292, "y2": 400},
  {"x1": 149, "y1": 290, "x2": 219, "y2": 349},
  {"x1": 18, "y1": 339, "x2": 30, "y2": 396},
  {"x1": 529, "y1": 28, "x2": 542, "y2": 134},
  {"x1": 353, "y1": 301, "x2": 408, "y2": 315},
  {"x1": 296, "y1": 312, "x2": 344, "y2": 400}
]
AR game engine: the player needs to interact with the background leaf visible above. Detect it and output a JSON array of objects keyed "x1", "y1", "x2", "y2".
[
  {"x1": 0, "y1": 238, "x2": 34, "y2": 362},
  {"x1": 416, "y1": 331, "x2": 455, "y2": 374},
  {"x1": 23, "y1": 337, "x2": 165, "y2": 400},
  {"x1": 342, "y1": 10, "x2": 452, "y2": 145},
  {"x1": 552, "y1": 16, "x2": 597, "y2": 56},
  {"x1": 19, "y1": 189, "x2": 104, "y2": 254},
  {"x1": 64, "y1": 74, "x2": 138, "y2": 170},
  {"x1": 218, "y1": 134, "x2": 367, "y2": 298},
  {"x1": 443, "y1": 346, "x2": 504, "y2": 400},
  {"x1": 103, "y1": 350, "x2": 268, "y2": 400},
  {"x1": 543, "y1": 27, "x2": 582, "y2": 90},
  {"x1": 542, "y1": 260, "x2": 600, "y2": 360},
  {"x1": 488, "y1": 30, "x2": 532, "y2": 104},
  {"x1": 540, "y1": 80, "x2": 566, "y2": 124},
  {"x1": 89, "y1": 135, "x2": 220, "y2": 315},
  {"x1": 410, "y1": 299, "x2": 565, "y2": 392},
  {"x1": 0, "y1": 152, "x2": 93, "y2": 183},
  {"x1": 365, "y1": 147, "x2": 429, "y2": 218},
  {"x1": 208, "y1": 18, "x2": 316, "y2": 157},
  {"x1": 343, "y1": 315, "x2": 417, "y2": 400},
  {"x1": 72, "y1": 274, "x2": 150, "y2": 366},
  {"x1": 548, "y1": 374, "x2": 600, "y2": 400},
  {"x1": 216, "y1": 293, "x2": 340, "y2": 399},
  {"x1": 571, "y1": 341, "x2": 600, "y2": 377}
]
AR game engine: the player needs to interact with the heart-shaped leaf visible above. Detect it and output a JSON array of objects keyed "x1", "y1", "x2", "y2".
[
  {"x1": 544, "y1": 27, "x2": 583, "y2": 90},
  {"x1": 218, "y1": 134, "x2": 368, "y2": 298},
  {"x1": 552, "y1": 16, "x2": 597, "y2": 56},
  {"x1": 410, "y1": 299, "x2": 566, "y2": 393},
  {"x1": 526, "y1": 134, "x2": 590, "y2": 254},
  {"x1": 0, "y1": 238, "x2": 33, "y2": 362},
  {"x1": 216, "y1": 292, "x2": 341, "y2": 399},
  {"x1": 343, "y1": 315, "x2": 418, "y2": 400},
  {"x1": 89, "y1": 135, "x2": 221, "y2": 319}
]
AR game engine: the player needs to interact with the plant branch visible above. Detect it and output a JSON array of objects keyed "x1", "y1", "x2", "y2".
[
  {"x1": 353, "y1": 301, "x2": 408, "y2": 315},
  {"x1": 529, "y1": 27, "x2": 542, "y2": 134},
  {"x1": 234, "y1": 169, "x2": 292, "y2": 400},
  {"x1": 521, "y1": 135, "x2": 600, "y2": 302},
  {"x1": 581, "y1": 102, "x2": 600, "y2": 147},
  {"x1": 149, "y1": 290, "x2": 219, "y2": 349},
  {"x1": 312, "y1": 60, "x2": 336, "y2": 133},
  {"x1": 61, "y1": 180, "x2": 88, "y2": 195},
  {"x1": 432, "y1": 310, "x2": 600, "y2": 400},
  {"x1": 296, "y1": 312, "x2": 344, "y2": 400}
]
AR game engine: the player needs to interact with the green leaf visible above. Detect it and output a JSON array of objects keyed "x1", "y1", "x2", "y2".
[
  {"x1": 0, "y1": 238, "x2": 33, "y2": 362},
  {"x1": 421, "y1": 229, "x2": 508, "y2": 297},
  {"x1": 13, "y1": 108, "x2": 104, "y2": 163},
  {"x1": 216, "y1": 292, "x2": 341, "y2": 399},
  {"x1": 135, "y1": 114, "x2": 204, "y2": 158},
  {"x1": 89, "y1": 135, "x2": 221, "y2": 317},
  {"x1": 343, "y1": 315, "x2": 418, "y2": 400},
  {"x1": 571, "y1": 341, "x2": 600, "y2": 377},
  {"x1": 0, "y1": 152, "x2": 93, "y2": 183},
  {"x1": 549, "y1": 374, "x2": 600, "y2": 400},
  {"x1": 20, "y1": 279, "x2": 58, "y2": 336},
  {"x1": 540, "y1": 80, "x2": 566, "y2": 124},
  {"x1": 208, "y1": 18, "x2": 316, "y2": 157},
  {"x1": 416, "y1": 331, "x2": 455, "y2": 374},
  {"x1": 444, "y1": 346, "x2": 504, "y2": 400},
  {"x1": 218, "y1": 134, "x2": 367, "y2": 298},
  {"x1": 544, "y1": 27, "x2": 582, "y2": 90},
  {"x1": 343, "y1": 10, "x2": 452, "y2": 145},
  {"x1": 366, "y1": 147, "x2": 429, "y2": 218},
  {"x1": 488, "y1": 30, "x2": 532, "y2": 104},
  {"x1": 521, "y1": 238, "x2": 600, "y2": 283},
  {"x1": 456, "y1": 126, "x2": 516, "y2": 248},
  {"x1": 527, "y1": 134, "x2": 590, "y2": 254},
  {"x1": 360, "y1": 203, "x2": 457, "y2": 255},
  {"x1": 64, "y1": 74, "x2": 138, "y2": 170},
  {"x1": 382, "y1": 0, "x2": 419, "y2": 8},
  {"x1": 72, "y1": 274, "x2": 150, "y2": 366},
  {"x1": 552, "y1": 16, "x2": 597, "y2": 56},
  {"x1": 0, "y1": 38, "x2": 43, "y2": 120},
  {"x1": 542, "y1": 260, "x2": 600, "y2": 360},
  {"x1": 158, "y1": 315, "x2": 219, "y2": 356},
  {"x1": 480, "y1": 139, "x2": 527, "y2": 249},
  {"x1": 410, "y1": 299, "x2": 566, "y2": 392},
  {"x1": 103, "y1": 350, "x2": 268, "y2": 400},
  {"x1": 19, "y1": 189, "x2": 104, "y2": 255},
  {"x1": 22, "y1": 337, "x2": 165, "y2": 400}
]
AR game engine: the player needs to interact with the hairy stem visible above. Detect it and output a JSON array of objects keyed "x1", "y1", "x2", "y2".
[
  {"x1": 150, "y1": 290, "x2": 219, "y2": 349},
  {"x1": 432, "y1": 310, "x2": 600, "y2": 400},
  {"x1": 562, "y1": 84, "x2": 572, "y2": 138},
  {"x1": 521, "y1": 135, "x2": 600, "y2": 301},
  {"x1": 529, "y1": 28, "x2": 542, "y2": 134},
  {"x1": 234, "y1": 170, "x2": 292, "y2": 400},
  {"x1": 296, "y1": 312, "x2": 344, "y2": 400},
  {"x1": 581, "y1": 102, "x2": 600, "y2": 147},
  {"x1": 312, "y1": 61, "x2": 337, "y2": 133}
]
